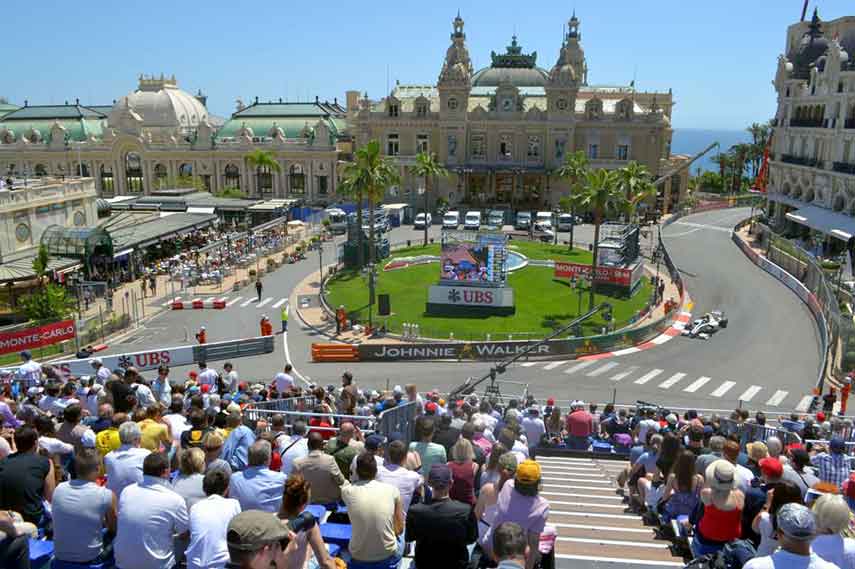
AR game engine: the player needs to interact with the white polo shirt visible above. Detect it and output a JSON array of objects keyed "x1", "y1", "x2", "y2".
[
  {"x1": 185, "y1": 494, "x2": 242, "y2": 569},
  {"x1": 273, "y1": 372, "x2": 294, "y2": 393},
  {"x1": 197, "y1": 368, "x2": 219, "y2": 393},
  {"x1": 104, "y1": 445, "x2": 150, "y2": 498},
  {"x1": 114, "y1": 476, "x2": 189, "y2": 569}
]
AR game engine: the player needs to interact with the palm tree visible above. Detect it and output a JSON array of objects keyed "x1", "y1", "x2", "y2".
[
  {"x1": 244, "y1": 149, "x2": 281, "y2": 197},
  {"x1": 556, "y1": 150, "x2": 590, "y2": 250},
  {"x1": 337, "y1": 173, "x2": 365, "y2": 268},
  {"x1": 615, "y1": 161, "x2": 653, "y2": 221},
  {"x1": 340, "y1": 140, "x2": 400, "y2": 267},
  {"x1": 411, "y1": 152, "x2": 448, "y2": 246}
]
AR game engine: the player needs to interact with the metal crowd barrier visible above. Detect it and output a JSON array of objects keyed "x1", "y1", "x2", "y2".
[{"x1": 717, "y1": 417, "x2": 802, "y2": 448}]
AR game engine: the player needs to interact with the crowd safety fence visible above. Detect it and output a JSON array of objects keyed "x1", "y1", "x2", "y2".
[{"x1": 243, "y1": 400, "x2": 419, "y2": 445}]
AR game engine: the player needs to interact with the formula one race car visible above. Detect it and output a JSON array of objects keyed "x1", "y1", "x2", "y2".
[{"x1": 681, "y1": 310, "x2": 728, "y2": 340}]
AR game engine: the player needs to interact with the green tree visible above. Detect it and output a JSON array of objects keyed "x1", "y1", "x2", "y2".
[
  {"x1": 746, "y1": 121, "x2": 772, "y2": 177},
  {"x1": 615, "y1": 161, "x2": 655, "y2": 221},
  {"x1": 411, "y1": 151, "x2": 448, "y2": 246},
  {"x1": 19, "y1": 245, "x2": 76, "y2": 321},
  {"x1": 213, "y1": 187, "x2": 248, "y2": 199},
  {"x1": 556, "y1": 150, "x2": 590, "y2": 250},
  {"x1": 244, "y1": 149, "x2": 282, "y2": 196}
]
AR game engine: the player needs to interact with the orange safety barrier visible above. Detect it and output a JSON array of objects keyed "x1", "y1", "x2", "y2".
[
  {"x1": 192, "y1": 300, "x2": 204, "y2": 309},
  {"x1": 171, "y1": 301, "x2": 184, "y2": 310},
  {"x1": 311, "y1": 343, "x2": 359, "y2": 363},
  {"x1": 213, "y1": 299, "x2": 226, "y2": 309}
]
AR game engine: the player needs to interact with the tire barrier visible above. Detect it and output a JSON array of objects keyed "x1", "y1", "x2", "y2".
[
  {"x1": 171, "y1": 298, "x2": 227, "y2": 310},
  {"x1": 311, "y1": 343, "x2": 359, "y2": 362}
]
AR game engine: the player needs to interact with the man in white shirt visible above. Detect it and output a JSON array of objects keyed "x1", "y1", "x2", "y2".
[
  {"x1": 223, "y1": 362, "x2": 239, "y2": 394},
  {"x1": 114, "y1": 452, "x2": 189, "y2": 569},
  {"x1": 16, "y1": 350, "x2": 42, "y2": 386},
  {"x1": 473, "y1": 401, "x2": 498, "y2": 432},
  {"x1": 163, "y1": 396, "x2": 191, "y2": 452},
  {"x1": 196, "y1": 362, "x2": 219, "y2": 394},
  {"x1": 743, "y1": 503, "x2": 838, "y2": 569},
  {"x1": 90, "y1": 357, "x2": 112, "y2": 384},
  {"x1": 378, "y1": 439, "x2": 422, "y2": 513},
  {"x1": 272, "y1": 364, "x2": 295, "y2": 395},
  {"x1": 521, "y1": 407, "x2": 546, "y2": 460},
  {"x1": 185, "y1": 468, "x2": 242, "y2": 569},
  {"x1": 104, "y1": 421, "x2": 151, "y2": 498},
  {"x1": 634, "y1": 409, "x2": 660, "y2": 445},
  {"x1": 278, "y1": 420, "x2": 309, "y2": 476}
]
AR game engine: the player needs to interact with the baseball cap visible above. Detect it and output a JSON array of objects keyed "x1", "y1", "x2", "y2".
[
  {"x1": 26, "y1": 386, "x2": 43, "y2": 397},
  {"x1": 425, "y1": 401, "x2": 438, "y2": 414},
  {"x1": 831, "y1": 437, "x2": 846, "y2": 453},
  {"x1": 516, "y1": 460, "x2": 542, "y2": 485},
  {"x1": 227, "y1": 510, "x2": 289, "y2": 551},
  {"x1": 393, "y1": 385, "x2": 404, "y2": 396},
  {"x1": 365, "y1": 434, "x2": 385, "y2": 451},
  {"x1": 201, "y1": 384, "x2": 211, "y2": 394},
  {"x1": 387, "y1": 432, "x2": 404, "y2": 443},
  {"x1": 706, "y1": 460, "x2": 736, "y2": 492},
  {"x1": 20, "y1": 350, "x2": 32, "y2": 360},
  {"x1": 777, "y1": 503, "x2": 816, "y2": 541},
  {"x1": 546, "y1": 398, "x2": 555, "y2": 406},
  {"x1": 428, "y1": 463, "x2": 452, "y2": 488},
  {"x1": 817, "y1": 411, "x2": 827, "y2": 422},
  {"x1": 666, "y1": 413, "x2": 678, "y2": 424},
  {"x1": 89, "y1": 357, "x2": 102, "y2": 365},
  {"x1": 498, "y1": 452, "x2": 518, "y2": 473},
  {"x1": 759, "y1": 457, "x2": 783, "y2": 479}
]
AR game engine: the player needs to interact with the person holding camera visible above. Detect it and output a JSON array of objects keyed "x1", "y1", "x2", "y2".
[{"x1": 277, "y1": 474, "x2": 337, "y2": 569}]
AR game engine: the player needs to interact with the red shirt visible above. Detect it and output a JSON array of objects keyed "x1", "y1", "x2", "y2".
[
  {"x1": 565, "y1": 410, "x2": 594, "y2": 437},
  {"x1": 309, "y1": 417, "x2": 333, "y2": 440}
]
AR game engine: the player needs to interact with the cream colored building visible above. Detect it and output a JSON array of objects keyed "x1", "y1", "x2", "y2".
[
  {"x1": 349, "y1": 13, "x2": 687, "y2": 212},
  {"x1": 767, "y1": 11, "x2": 855, "y2": 244},
  {"x1": 0, "y1": 76, "x2": 346, "y2": 205}
]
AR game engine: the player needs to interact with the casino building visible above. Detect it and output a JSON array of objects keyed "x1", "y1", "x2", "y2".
[{"x1": 349, "y1": 13, "x2": 688, "y2": 212}]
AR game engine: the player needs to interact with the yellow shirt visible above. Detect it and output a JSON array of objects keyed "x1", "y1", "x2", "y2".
[
  {"x1": 138, "y1": 419, "x2": 171, "y2": 452},
  {"x1": 95, "y1": 427, "x2": 121, "y2": 458}
]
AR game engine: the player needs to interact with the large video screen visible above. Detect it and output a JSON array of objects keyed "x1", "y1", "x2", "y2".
[{"x1": 440, "y1": 230, "x2": 508, "y2": 287}]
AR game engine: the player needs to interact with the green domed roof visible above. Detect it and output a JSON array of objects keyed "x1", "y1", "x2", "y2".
[{"x1": 471, "y1": 35, "x2": 549, "y2": 88}]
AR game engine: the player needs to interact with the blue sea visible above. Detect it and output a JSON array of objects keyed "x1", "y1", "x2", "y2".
[{"x1": 671, "y1": 128, "x2": 753, "y2": 173}]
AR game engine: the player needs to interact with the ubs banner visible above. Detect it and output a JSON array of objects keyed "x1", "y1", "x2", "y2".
[{"x1": 358, "y1": 316, "x2": 673, "y2": 361}]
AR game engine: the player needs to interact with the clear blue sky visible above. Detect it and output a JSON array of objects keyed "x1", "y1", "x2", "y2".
[{"x1": 3, "y1": 1, "x2": 851, "y2": 130}]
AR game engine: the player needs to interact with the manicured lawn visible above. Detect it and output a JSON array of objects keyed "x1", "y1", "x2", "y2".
[
  {"x1": 390, "y1": 241, "x2": 593, "y2": 264},
  {"x1": 326, "y1": 261, "x2": 653, "y2": 341}
]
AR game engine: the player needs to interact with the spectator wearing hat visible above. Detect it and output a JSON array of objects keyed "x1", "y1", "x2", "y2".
[
  {"x1": 185, "y1": 468, "x2": 242, "y2": 569},
  {"x1": 342, "y1": 452, "x2": 404, "y2": 568},
  {"x1": 351, "y1": 434, "x2": 386, "y2": 481},
  {"x1": 751, "y1": 480, "x2": 804, "y2": 556},
  {"x1": 292, "y1": 431, "x2": 347, "y2": 505},
  {"x1": 406, "y1": 462, "x2": 478, "y2": 569},
  {"x1": 90, "y1": 357, "x2": 111, "y2": 384},
  {"x1": 0, "y1": 425, "x2": 55, "y2": 527},
  {"x1": 521, "y1": 407, "x2": 545, "y2": 460},
  {"x1": 492, "y1": 522, "x2": 529, "y2": 569},
  {"x1": 104, "y1": 421, "x2": 151, "y2": 499},
  {"x1": 226, "y1": 509, "x2": 293, "y2": 569},
  {"x1": 409, "y1": 416, "x2": 447, "y2": 478},
  {"x1": 228, "y1": 440, "x2": 286, "y2": 513},
  {"x1": 811, "y1": 493, "x2": 855, "y2": 567},
  {"x1": 475, "y1": 452, "x2": 517, "y2": 543},
  {"x1": 743, "y1": 502, "x2": 838, "y2": 569},
  {"x1": 691, "y1": 460, "x2": 744, "y2": 558},
  {"x1": 51, "y1": 450, "x2": 117, "y2": 565},
  {"x1": 484, "y1": 459, "x2": 549, "y2": 569},
  {"x1": 378, "y1": 438, "x2": 423, "y2": 514},
  {"x1": 565, "y1": 400, "x2": 594, "y2": 450},
  {"x1": 114, "y1": 452, "x2": 190, "y2": 569},
  {"x1": 221, "y1": 411, "x2": 256, "y2": 471},
  {"x1": 812, "y1": 437, "x2": 850, "y2": 489}
]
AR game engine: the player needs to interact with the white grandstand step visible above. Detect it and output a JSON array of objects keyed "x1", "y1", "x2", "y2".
[
  {"x1": 543, "y1": 484, "x2": 623, "y2": 492},
  {"x1": 546, "y1": 500, "x2": 626, "y2": 509},
  {"x1": 552, "y1": 523, "x2": 651, "y2": 534},
  {"x1": 795, "y1": 395, "x2": 814, "y2": 412},
  {"x1": 738, "y1": 385, "x2": 762, "y2": 402},
  {"x1": 226, "y1": 296, "x2": 243, "y2": 307},
  {"x1": 542, "y1": 475, "x2": 610, "y2": 483},
  {"x1": 587, "y1": 362, "x2": 620, "y2": 377},
  {"x1": 538, "y1": 465, "x2": 605, "y2": 473},
  {"x1": 564, "y1": 360, "x2": 597, "y2": 374},
  {"x1": 535, "y1": 456, "x2": 599, "y2": 463},
  {"x1": 766, "y1": 390, "x2": 789, "y2": 407},
  {"x1": 610, "y1": 365, "x2": 639, "y2": 382},
  {"x1": 556, "y1": 536, "x2": 670, "y2": 549},
  {"x1": 555, "y1": 554, "x2": 684, "y2": 567},
  {"x1": 544, "y1": 360, "x2": 570, "y2": 370},
  {"x1": 541, "y1": 492, "x2": 624, "y2": 501},
  {"x1": 683, "y1": 376, "x2": 712, "y2": 393},
  {"x1": 633, "y1": 369, "x2": 663, "y2": 385},
  {"x1": 658, "y1": 372, "x2": 686, "y2": 389},
  {"x1": 710, "y1": 381, "x2": 736, "y2": 397},
  {"x1": 550, "y1": 510, "x2": 641, "y2": 521}
]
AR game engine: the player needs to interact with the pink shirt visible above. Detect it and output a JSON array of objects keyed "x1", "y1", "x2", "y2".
[{"x1": 566, "y1": 410, "x2": 594, "y2": 437}]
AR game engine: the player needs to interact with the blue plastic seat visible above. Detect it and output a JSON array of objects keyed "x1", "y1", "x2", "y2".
[
  {"x1": 305, "y1": 504, "x2": 327, "y2": 521},
  {"x1": 592, "y1": 441, "x2": 613, "y2": 454},
  {"x1": 320, "y1": 522, "x2": 352, "y2": 547},
  {"x1": 28, "y1": 538, "x2": 54, "y2": 567},
  {"x1": 327, "y1": 543, "x2": 342, "y2": 557},
  {"x1": 52, "y1": 559, "x2": 113, "y2": 569}
]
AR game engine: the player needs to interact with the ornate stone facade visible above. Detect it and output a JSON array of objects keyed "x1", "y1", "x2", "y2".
[{"x1": 350, "y1": 13, "x2": 686, "y2": 211}]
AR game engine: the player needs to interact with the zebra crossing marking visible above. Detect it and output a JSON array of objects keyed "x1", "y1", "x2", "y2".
[
  {"x1": 710, "y1": 381, "x2": 736, "y2": 397},
  {"x1": 765, "y1": 390, "x2": 789, "y2": 406},
  {"x1": 257, "y1": 297, "x2": 273, "y2": 308},
  {"x1": 587, "y1": 362, "x2": 620, "y2": 377},
  {"x1": 240, "y1": 298, "x2": 256, "y2": 307},
  {"x1": 520, "y1": 362, "x2": 539, "y2": 368},
  {"x1": 609, "y1": 365, "x2": 639, "y2": 382},
  {"x1": 633, "y1": 369, "x2": 663, "y2": 385},
  {"x1": 658, "y1": 372, "x2": 686, "y2": 389},
  {"x1": 226, "y1": 297, "x2": 243, "y2": 307},
  {"x1": 272, "y1": 298, "x2": 288, "y2": 309},
  {"x1": 564, "y1": 360, "x2": 597, "y2": 374},
  {"x1": 738, "y1": 385, "x2": 762, "y2": 402},
  {"x1": 544, "y1": 360, "x2": 570, "y2": 370},
  {"x1": 683, "y1": 376, "x2": 711, "y2": 393},
  {"x1": 795, "y1": 395, "x2": 813, "y2": 412}
]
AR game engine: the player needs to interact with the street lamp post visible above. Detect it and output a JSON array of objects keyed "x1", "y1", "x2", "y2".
[
  {"x1": 318, "y1": 240, "x2": 324, "y2": 287},
  {"x1": 367, "y1": 262, "x2": 376, "y2": 333},
  {"x1": 552, "y1": 207, "x2": 560, "y2": 245}
]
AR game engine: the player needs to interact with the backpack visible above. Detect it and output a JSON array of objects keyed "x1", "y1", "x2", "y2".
[{"x1": 714, "y1": 539, "x2": 757, "y2": 569}]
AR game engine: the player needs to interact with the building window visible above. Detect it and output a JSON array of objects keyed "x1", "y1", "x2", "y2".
[
  {"x1": 588, "y1": 144, "x2": 599, "y2": 159},
  {"x1": 317, "y1": 176, "x2": 328, "y2": 195},
  {"x1": 387, "y1": 134, "x2": 400, "y2": 156},
  {"x1": 554, "y1": 138, "x2": 566, "y2": 160},
  {"x1": 527, "y1": 136, "x2": 541, "y2": 159},
  {"x1": 100, "y1": 165, "x2": 114, "y2": 193},
  {"x1": 616, "y1": 145, "x2": 629, "y2": 160},
  {"x1": 448, "y1": 134, "x2": 458, "y2": 157},
  {"x1": 76, "y1": 162, "x2": 89, "y2": 177},
  {"x1": 257, "y1": 166, "x2": 273, "y2": 195},
  {"x1": 179, "y1": 163, "x2": 193, "y2": 178},
  {"x1": 448, "y1": 97, "x2": 458, "y2": 110},
  {"x1": 471, "y1": 135, "x2": 485, "y2": 159},
  {"x1": 125, "y1": 153, "x2": 144, "y2": 193},
  {"x1": 556, "y1": 98, "x2": 568, "y2": 111},
  {"x1": 154, "y1": 164, "x2": 168, "y2": 188},
  {"x1": 388, "y1": 103, "x2": 399, "y2": 117},
  {"x1": 34, "y1": 164, "x2": 47, "y2": 177},
  {"x1": 289, "y1": 164, "x2": 305, "y2": 194},
  {"x1": 416, "y1": 103, "x2": 428, "y2": 117},
  {"x1": 224, "y1": 164, "x2": 240, "y2": 189},
  {"x1": 417, "y1": 134, "x2": 430, "y2": 154},
  {"x1": 499, "y1": 134, "x2": 513, "y2": 161},
  {"x1": 15, "y1": 223, "x2": 30, "y2": 243}
]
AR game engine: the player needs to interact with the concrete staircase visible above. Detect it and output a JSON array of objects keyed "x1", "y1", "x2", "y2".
[{"x1": 536, "y1": 455, "x2": 686, "y2": 567}]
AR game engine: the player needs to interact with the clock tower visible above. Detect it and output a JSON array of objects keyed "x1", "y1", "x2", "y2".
[{"x1": 438, "y1": 12, "x2": 473, "y2": 121}]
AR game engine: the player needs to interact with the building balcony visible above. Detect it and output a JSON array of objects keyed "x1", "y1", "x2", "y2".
[
  {"x1": 780, "y1": 154, "x2": 821, "y2": 168},
  {"x1": 788, "y1": 118, "x2": 825, "y2": 128},
  {"x1": 833, "y1": 162, "x2": 855, "y2": 176}
]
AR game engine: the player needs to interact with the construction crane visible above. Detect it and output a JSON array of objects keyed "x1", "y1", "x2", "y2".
[
  {"x1": 750, "y1": 134, "x2": 773, "y2": 193},
  {"x1": 652, "y1": 141, "x2": 719, "y2": 188}
]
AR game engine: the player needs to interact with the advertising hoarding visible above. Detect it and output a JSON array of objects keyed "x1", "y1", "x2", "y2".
[
  {"x1": 0, "y1": 320, "x2": 76, "y2": 356},
  {"x1": 440, "y1": 230, "x2": 508, "y2": 287}
]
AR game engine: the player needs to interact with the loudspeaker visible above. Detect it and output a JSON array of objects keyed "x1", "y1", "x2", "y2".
[{"x1": 378, "y1": 294, "x2": 391, "y2": 316}]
